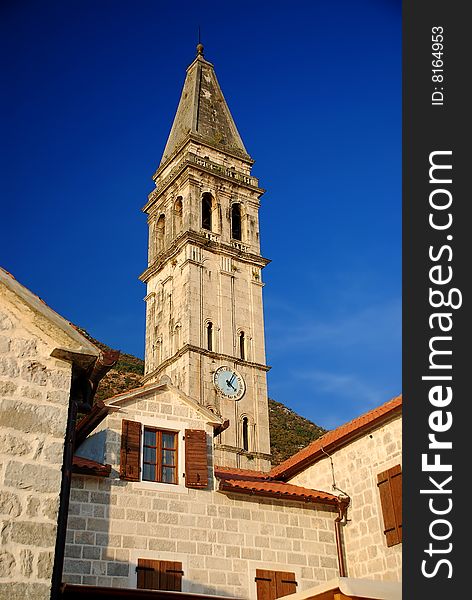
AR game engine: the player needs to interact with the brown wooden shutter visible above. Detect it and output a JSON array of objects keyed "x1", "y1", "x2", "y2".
[
  {"x1": 185, "y1": 429, "x2": 208, "y2": 488},
  {"x1": 120, "y1": 419, "x2": 141, "y2": 481},
  {"x1": 377, "y1": 464, "x2": 402, "y2": 546},
  {"x1": 275, "y1": 571, "x2": 298, "y2": 598},
  {"x1": 137, "y1": 559, "x2": 183, "y2": 591},
  {"x1": 255, "y1": 570, "x2": 297, "y2": 600},
  {"x1": 137, "y1": 558, "x2": 160, "y2": 590},
  {"x1": 160, "y1": 560, "x2": 183, "y2": 591}
]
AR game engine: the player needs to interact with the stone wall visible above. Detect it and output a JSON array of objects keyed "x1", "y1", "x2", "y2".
[
  {"x1": 64, "y1": 389, "x2": 340, "y2": 598},
  {"x1": 289, "y1": 414, "x2": 402, "y2": 581},
  {"x1": 0, "y1": 302, "x2": 72, "y2": 599}
]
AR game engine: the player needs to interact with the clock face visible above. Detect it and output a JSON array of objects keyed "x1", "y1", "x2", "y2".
[{"x1": 213, "y1": 366, "x2": 245, "y2": 400}]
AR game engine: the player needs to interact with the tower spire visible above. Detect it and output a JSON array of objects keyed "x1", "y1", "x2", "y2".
[{"x1": 159, "y1": 45, "x2": 251, "y2": 167}]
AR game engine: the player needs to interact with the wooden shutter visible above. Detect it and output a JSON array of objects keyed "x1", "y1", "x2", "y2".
[
  {"x1": 120, "y1": 419, "x2": 141, "y2": 481},
  {"x1": 377, "y1": 464, "x2": 402, "y2": 546},
  {"x1": 137, "y1": 558, "x2": 160, "y2": 590},
  {"x1": 275, "y1": 571, "x2": 298, "y2": 598},
  {"x1": 185, "y1": 429, "x2": 208, "y2": 488},
  {"x1": 160, "y1": 560, "x2": 183, "y2": 591},
  {"x1": 255, "y1": 569, "x2": 297, "y2": 600},
  {"x1": 137, "y1": 559, "x2": 183, "y2": 591}
]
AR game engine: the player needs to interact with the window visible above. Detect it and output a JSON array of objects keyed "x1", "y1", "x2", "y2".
[
  {"x1": 377, "y1": 464, "x2": 402, "y2": 547},
  {"x1": 207, "y1": 321, "x2": 213, "y2": 351},
  {"x1": 242, "y1": 416, "x2": 249, "y2": 451},
  {"x1": 156, "y1": 214, "x2": 166, "y2": 253},
  {"x1": 202, "y1": 193, "x2": 212, "y2": 230},
  {"x1": 231, "y1": 203, "x2": 242, "y2": 240},
  {"x1": 142, "y1": 427, "x2": 178, "y2": 484},
  {"x1": 120, "y1": 421, "x2": 209, "y2": 489},
  {"x1": 255, "y1": 570, "x2": 297, "y2": 600},
  {"x1": 137, "y1": 559, "x2": 183, "y2": 591},
  {"x1": 174, "y1": 197, "x2": 183, "y2": 235},
  {"x1": 239, "y1": 331, "x2": 246, "y2": 360},
  {"x1": 173, "y1": 323, "x2": 181, "y2": 354}
]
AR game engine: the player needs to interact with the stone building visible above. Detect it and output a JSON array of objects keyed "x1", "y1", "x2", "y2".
[
  {"x1": 0, "y1": 267, "x2": 117, "y2": 599},
  {"x1": 59, "y1": 45, "x2": 402, "y2": 599}
]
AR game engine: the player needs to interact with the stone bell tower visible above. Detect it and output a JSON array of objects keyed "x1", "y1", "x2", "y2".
[{"x1": 140, "y1": 44, "x2": 271, "y2": 470}]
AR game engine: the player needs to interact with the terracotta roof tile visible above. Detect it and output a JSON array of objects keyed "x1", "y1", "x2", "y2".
[
  {"x1": 270, "y1": 394, "x2": 402, "y2": 480},
  {"x1": 217, "y1": 477, "x2": 340, "y2": 506},
  {"x1": 214, "y1": 466, "x2": 270, "y2": 481},
  {"x1": 72, "y1": 455, "x2": 111, "y2": 477}
]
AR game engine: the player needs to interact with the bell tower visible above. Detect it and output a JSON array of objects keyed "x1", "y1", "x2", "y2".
[{"x1": 140, "y1": 45, "x2": 271, "y2": 470}]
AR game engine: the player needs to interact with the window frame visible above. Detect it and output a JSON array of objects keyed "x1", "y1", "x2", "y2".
[
  {"x1": 142, "y1": 426, "x2": 178, "y2": 485},
  {"x1": 135, "y1": 418, "x2": 187, "y2": 493}
]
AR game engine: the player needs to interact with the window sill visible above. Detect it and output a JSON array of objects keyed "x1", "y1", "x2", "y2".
[{"x1": 133, "y1": 480, "x2": 189, "y2": 494}]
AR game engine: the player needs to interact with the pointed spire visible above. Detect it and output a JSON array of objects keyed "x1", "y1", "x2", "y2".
[{"x1": 160, "y1": 47, "x2": 251, "y2": 166}]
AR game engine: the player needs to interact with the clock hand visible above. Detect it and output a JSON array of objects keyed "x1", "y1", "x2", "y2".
[
  {"x1": 229, "y1": 373, "x2": 236, "y2": 385},
  {"x1": 226, "y1": 379, "x2": 236, "y2": 391}
]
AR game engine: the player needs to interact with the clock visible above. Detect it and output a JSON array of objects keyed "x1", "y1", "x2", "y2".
[{"x1": 213, "y1": 366, "x2": 245, "y2": 400}]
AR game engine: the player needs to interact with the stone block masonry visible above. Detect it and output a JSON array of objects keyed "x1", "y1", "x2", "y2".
[
  {"x1": 290, "y1": 414, "x2": 402, "y2": 582},
  {"x1": 64, "y1": 391, "x2": 340, "y2": 598},
  {"x1": 0, "y1": 302, "x2": 72, "y2": 599}
]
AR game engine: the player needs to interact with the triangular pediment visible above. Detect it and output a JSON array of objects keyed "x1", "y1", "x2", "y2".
[{"x1": 104, "y1": 380, "x2": 224, "y2": 428}]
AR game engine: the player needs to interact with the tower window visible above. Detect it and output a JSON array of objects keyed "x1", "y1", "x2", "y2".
[
  {"x1": 242, "y1": 417, "x2": 249, "y2": 451},
  {"x1": 239, "y1": 331, "x2": 246, "y2": 360},
  {"x1": 156, "y1": 214, "x2": 166, "y2": 253},
  {"x1": 202, "y1": 193, "x2": 212, "y2": 231},
  {"x1": 207, "y1": 321, "x2": 213, "y2": 351},
  {"x1": 231, "y1": 203, "x2": 242, "y2": 240},
  {"x1": 174, "y1": 197, "x2": 183, "y2": 235}
]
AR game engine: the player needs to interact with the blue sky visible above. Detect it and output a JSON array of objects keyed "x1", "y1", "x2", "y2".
[{"x1": 0, "y1": 0, "x2": 401, "y2": 429}]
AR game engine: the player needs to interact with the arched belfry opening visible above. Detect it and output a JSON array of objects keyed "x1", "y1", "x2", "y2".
[
  {"x1": 156, "y1": 214, "x2": 166, "y2": 253},
  {"x1": 231, "y1": 203, "x2": 242, "y2": 240},
  {"x1": 202, "y1": 193, "x2": 213, "y2": 231},
  {"x1": 206, "y1": 321, "x2": 213, "y2": 351},
  {"x1": 174, "y1": 197, "x2": 183, "y2": 235},
  {"x1": 242, "y1": 416, "x2": 249, "y2": 451},
  {"x1": 239, "y1": 331, "x2": 246, "y2": 360}
]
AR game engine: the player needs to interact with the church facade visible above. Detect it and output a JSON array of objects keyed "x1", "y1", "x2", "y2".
[{"x1": 61, "y1": 46, "x2": 402, "y2": 598}]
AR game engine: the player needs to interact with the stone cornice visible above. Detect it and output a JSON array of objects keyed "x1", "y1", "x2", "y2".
[
  {"x1": 143, "y1": 344, "x2": 270, "y2": 384},
  {"x1": 154, "y1": 135, "x2": 255, "y2": 180},
  {"x1": 144, "y1": 151, "x2": 264, "y2": 214},
  {"x1": 213, "y1": 444, "x2": 272, "y2": 461},
  {"x1": 139, "y1": 231, "x2": 270, "y2": 283}
]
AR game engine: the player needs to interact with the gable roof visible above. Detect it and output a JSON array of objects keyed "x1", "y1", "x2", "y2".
[
  {"x1": 270, "y1": 395, "x2": 402, "y2": 480},
  {"x1": 105, "y1": 380, "x2": 226, "y2": 429},
  {"x1": 0, "y1": 267, "x2": 99, "y2": 363}
]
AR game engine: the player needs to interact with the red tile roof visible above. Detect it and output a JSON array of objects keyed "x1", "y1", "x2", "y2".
[
  {"x1": 270, "y1": 394, "x2": 402, "y2": 480},
  {"x1": 214, "y1": 466, "x2": 270, "y2": 481},
  {"x1": 217, "y1": 477, "x2": 340, "y2": 506},
  {"x1": 72, "y1": 455, "x2": 111, "y2": 477}
]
